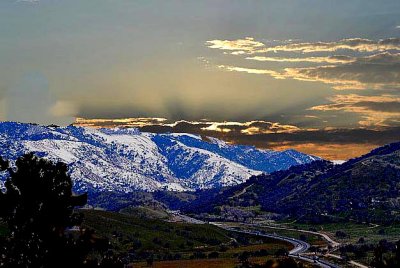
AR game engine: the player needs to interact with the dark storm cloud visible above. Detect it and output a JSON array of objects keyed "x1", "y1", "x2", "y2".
[
  {"x1": 142, "y1": 121, "x2": 210, "y2": 134},
  {"x1": 74, "y1": 118, "x2": 398, "y2": 146},
  {"x1": 74, "y1": 118, "x2": 400, "y2": 160},
  {"x1": 230, "y1": 128, "x2": 400, "y2": 145},
  {"x1": 75, "y1": 119, "x2": 302, "y2": 135},
  {"x1": 224, "y1": 127, "x2": 400, "y2": 159}
]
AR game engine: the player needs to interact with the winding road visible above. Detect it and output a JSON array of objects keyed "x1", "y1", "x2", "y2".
[
  {"x1": 210, "y1": 222, "x2": 340, "y2": 268},
  {"x1": 169, "y1": 211, "x2": 341, "y2": 268}
]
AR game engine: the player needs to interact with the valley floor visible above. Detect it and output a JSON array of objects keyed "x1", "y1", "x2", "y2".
[{"x1": 79, "y1": 209, "x2": 317, "y2": 267}]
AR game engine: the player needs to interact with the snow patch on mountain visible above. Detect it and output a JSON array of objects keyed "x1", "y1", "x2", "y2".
[{"x1": 0, "y1": 122, "x2": 319, "y2": 193}]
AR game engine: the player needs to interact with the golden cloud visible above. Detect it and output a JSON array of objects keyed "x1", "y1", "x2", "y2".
[
  {"x1": 207, "y1": 37, "x2": 400, "y2": 55},
  {"x1": 74, "y1": 117, "x2": 168, "y2": 128},
  {"x1": 75, "y1": 118, "x2": 303, "y2": 135},
  {"x1": 217, "y1": 65, "x2": 286, "y2": 78},
  {"x1": 246, "y1": 55, "x2": 355, "y2": 64},
  {"x1": 260, "y1": 38, "x2": 400, "y2": 53},
  {"x1": 200, "y1": 120, "x2": 302, "y2": 134},
  {"x1": 309, "y1": 94, "x2": 400, "y2": 127},
  {"x1": 206, "y1": 37, "x2": 264, "y2": 54},
  {"x1": 218, "y1": 52, "x2": 400, "y2": 90}
]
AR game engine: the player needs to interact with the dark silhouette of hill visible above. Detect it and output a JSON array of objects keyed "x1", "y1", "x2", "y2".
[{"x1": 180, "y1": 142, "x2": 400, "y2": 224}]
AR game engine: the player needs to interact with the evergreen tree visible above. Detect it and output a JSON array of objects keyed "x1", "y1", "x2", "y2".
[{"x1": 0, "y1": 153, "x2": 88, "y2": 267}]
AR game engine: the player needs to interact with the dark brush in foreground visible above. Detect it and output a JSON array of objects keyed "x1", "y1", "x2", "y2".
[{"x1": 0, "y1": 153, "x2": 122, "y2": 268}]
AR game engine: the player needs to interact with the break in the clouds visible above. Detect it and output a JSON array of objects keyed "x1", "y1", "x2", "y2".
[
  {"x1": 201, "y1": 121, "x2": 302, "y2": 134},
  {"x1": 75, "y1": 118, "x2": 302, "y2": 135},
  {"x1": 75, "y1": 117, "x2": 169, "y2": 128}
]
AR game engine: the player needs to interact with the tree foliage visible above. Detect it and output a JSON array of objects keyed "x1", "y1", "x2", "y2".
[{"x1": 0, "y1": 153, "x2": 89, "y2": 267}]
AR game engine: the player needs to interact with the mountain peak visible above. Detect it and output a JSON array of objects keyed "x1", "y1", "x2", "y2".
[{"x1": 0, "y1": 122, "x2": 318, "y2": 193}]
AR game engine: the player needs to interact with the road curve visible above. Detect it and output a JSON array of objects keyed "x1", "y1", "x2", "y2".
[
  {"x1": 169, "y1": 212, "x2": 340, "y2": 268},
  {"x1": 248, "y1": 223, "x2": 340, "y2": 248},
  {"x1": 210, "y1": 222, "x2": 340, "y2": 268}
]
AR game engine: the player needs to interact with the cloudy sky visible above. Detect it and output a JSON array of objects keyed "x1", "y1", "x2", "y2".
[{"x1": 1, "y1": 0, "x2": 400, "y2": 159}]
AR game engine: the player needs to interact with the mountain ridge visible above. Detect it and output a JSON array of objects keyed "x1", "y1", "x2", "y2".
[
  {"x1": 179, "y1": 141, "x2": 400, "y2": 223},
  {"x1": 0, "y1": 121, "x2": 318, "y2": 193}
]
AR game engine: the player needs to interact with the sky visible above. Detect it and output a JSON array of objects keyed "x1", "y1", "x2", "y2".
[{"x1": 1, "y1": 0, "x2": 400, "y2": 159}]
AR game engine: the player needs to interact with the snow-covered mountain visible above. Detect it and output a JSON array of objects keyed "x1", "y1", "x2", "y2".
[{"x1": 0, "y1": 122, "x2": 319, "y2": 193}]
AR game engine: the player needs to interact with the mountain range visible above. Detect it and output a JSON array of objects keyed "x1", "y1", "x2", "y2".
[
  {"x1": 179, "y1": 142, "x2": 400, "y2": 223},
  {"x1": 1, "y1": 122, "x2": 398, "y2": 224},
  {"x1": 0, "y1": 122, "x2": 318, "y2": 193}
]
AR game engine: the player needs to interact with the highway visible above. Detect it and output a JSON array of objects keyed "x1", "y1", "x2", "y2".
[
  {"x1": 246, "y1": 223, "x2": 340, "y2": 249},
  {"x1": 210, "y1": 222, "x2": 340, "y2": 268},
  {"x1": 170, "y1": 211, "x2": 341, "y2": 268}
]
